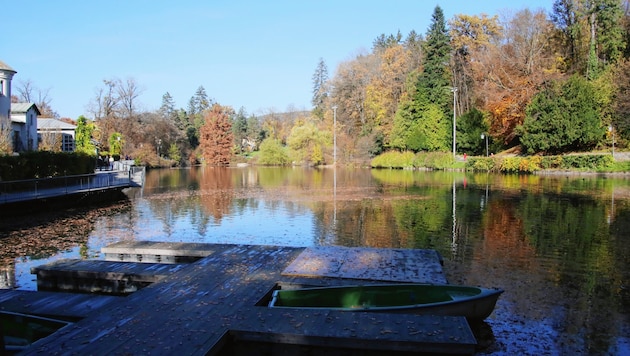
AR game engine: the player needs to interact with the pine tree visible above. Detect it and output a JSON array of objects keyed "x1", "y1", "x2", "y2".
[
  {"x1": 232, "y1": 107, "x2": 248, "y2": 152},
  {"x1": 418, "y1": 5, "x2": 452, "y2": 111},
  {"x1": 311, "y1": 58, "x2": 329, "y2": 119}
]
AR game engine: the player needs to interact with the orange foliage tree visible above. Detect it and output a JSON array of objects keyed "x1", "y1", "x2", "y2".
[
  {"x1": 461, "y1": 9, "x2": 559, "y2": 146},
  {"x1": 199, "y1": 104, "x2": 234, "y2": 166}
]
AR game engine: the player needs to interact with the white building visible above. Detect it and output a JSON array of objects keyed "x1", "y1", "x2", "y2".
[
  {"x1": 0, "y1": 60, "x2": 16, "y2": 129},
  {"x1": 38, "y1": 118, "x2": 77, "y2": 152},
  {"x1": 0, "y1": 59, "x2": 40, "y2": 152},
  {"x1": 11, "y1": 102, "x2": 40, "y2": 151}
]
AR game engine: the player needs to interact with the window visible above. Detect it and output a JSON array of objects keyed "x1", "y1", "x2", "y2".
[{"x1": 62, "y1": 133, "x2": 75, "y2": 152}]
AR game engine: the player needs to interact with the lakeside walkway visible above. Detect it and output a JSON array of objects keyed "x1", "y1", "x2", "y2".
[{"x1": 0, "y1": 162, "x2": 143, "y2": 206}]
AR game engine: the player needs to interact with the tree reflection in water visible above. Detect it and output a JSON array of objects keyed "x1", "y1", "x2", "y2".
[{"x1": 1, "y1": 167, "x2": 629, "y2": 355}]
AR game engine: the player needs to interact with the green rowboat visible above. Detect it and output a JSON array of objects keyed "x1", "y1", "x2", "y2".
[
  {"x1": 1, "y1": 311, "x2": 72, "y2": 353},
  {"x1": 269, "y1": 284, "x2": 503, "y2": 321}
]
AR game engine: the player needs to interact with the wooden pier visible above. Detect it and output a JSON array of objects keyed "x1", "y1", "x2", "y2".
[
  {"x1": 31, "y1": 259, "x2": 188, "y2": 294},
  {"x1": 13, "y1": 243, "x2": 477, "y2": 355},
  {"x1": 0, "y1": 289, "x2": 123, "y2": 320}
]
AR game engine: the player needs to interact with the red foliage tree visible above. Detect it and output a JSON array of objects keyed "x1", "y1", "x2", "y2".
[{"x1": 199, "y1": 104, "x2": 234, "y2": 166}]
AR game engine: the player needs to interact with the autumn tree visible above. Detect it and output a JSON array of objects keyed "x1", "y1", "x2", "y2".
[
  {"x1": 286, "y1": 119, "x2": 330, "y2": 165},
  {"x1": 449, "y1": 13, "x2": 502, "y2": 115},
  {"x1": 199, "y1": 104, "x2": 233, "y2": 166},
  {"x1": 365, "y1": 44, "x2": 411, "y2": 140},
  {"x1": 472, "y1": 9, "x2": 557, "y2": 146}
]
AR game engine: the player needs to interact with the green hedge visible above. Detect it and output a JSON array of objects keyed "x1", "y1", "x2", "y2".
[
  {"x1": 371, "y1": 151, "x2": 455, "y2": 170},
  {"x1": 466, "y1": 154, "x2": 614, "y2": 173},
  {"x1": 0, "y1": 151, "x2": 95, "y2": 181},
  {"x1": 371, "y1": 151, "x2": 416, "y2": 168}
]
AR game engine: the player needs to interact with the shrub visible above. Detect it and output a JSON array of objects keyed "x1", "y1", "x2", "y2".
[
  {"x1": 258, "y1": 138, "x2": 290, "y2": 166},
  {"x1": 371, "y1": 151, "x2": 415, "y2": 168},
  {"x1": 499, "y1": 157, "x2": 521, "y2": 173},
  {"x1": 0, "y1": 151, "x2": 95, "y2": 181},
  {"x1": 467, "y1": 157, "x2": 497, "y2": 172},
  {"x1": 414, "y1": 151, "x2": 454, "y2": 169}
]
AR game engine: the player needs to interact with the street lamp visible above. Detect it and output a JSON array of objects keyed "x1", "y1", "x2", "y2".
[
  {"x1": 609, "y1": 125, "x2": 615, "y2": 158},
  {"x1": 480, "y1": 133, "x2": 489, "y2": 157},
  {"x1": 332, "y1": 106, "x2": 338, "y2": 165},
  {"x1": 451, "y1": 87, "x2": 458, "y2": 158}
]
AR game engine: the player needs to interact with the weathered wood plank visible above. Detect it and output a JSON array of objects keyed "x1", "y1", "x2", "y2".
[
  {"x1": 224, "y1": 307, "x2": 475, "y2": 355},
  {"x1": 30, "y1": 259, "x2": 189, "y2": 294},
  {"x1": 0, "y1": 289, "x2": 123, "y2": 319}
]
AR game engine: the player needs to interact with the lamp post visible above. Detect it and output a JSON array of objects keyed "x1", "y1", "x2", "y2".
[
  {"x1": 332, "y1": 106, "x2": 338, "y2": 165},
  {"x1": 481, "y1": 133, "x2": 488, "y2": 157},
  {"x1": 608, "y1": 125, "x2": 615, "y2": 159},
  {"x1": 451, "y1": 87, "x2": 458, "y2": 158}
]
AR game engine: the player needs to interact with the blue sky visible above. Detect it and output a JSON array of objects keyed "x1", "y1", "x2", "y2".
[{"x1": 3, "y1": 1, "x2": 551, "y2": 120}]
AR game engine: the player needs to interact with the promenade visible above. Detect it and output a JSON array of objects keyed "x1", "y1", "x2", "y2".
[{"x1": 0, "y1": 161, "x2": 143, "y2": 206}]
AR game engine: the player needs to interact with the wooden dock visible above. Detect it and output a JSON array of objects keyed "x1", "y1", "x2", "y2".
[
  {"x1": 102, "y1": 240, "x2": 219, "y2": 263},
  {"x1": 31, "y1": 259, "x2": 188, "y2": 294},
  {"x1": 18, "y1": 243, "x2": 477, "y2": 355},
  {"x1": 0, "y1": 289, "x2": 123, "y2": 320}
]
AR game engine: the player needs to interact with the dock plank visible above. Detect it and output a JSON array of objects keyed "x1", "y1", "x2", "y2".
[
  {"x1": 23, "y1": 244, "x2": 476, "y2": 355},
  {"x1": 0, "y1": 289, "x2": 123, "y2": 319},
  {"x1": 31, "y1": 259, "x2": 189, "y2": 294}
]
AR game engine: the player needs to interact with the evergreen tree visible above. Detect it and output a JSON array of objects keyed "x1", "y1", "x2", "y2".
[
  {"x1": 232, "y1": 107, "x2": 248, "y2": 152},
  {"x1": 390, "y1": 6, "x2": 453, "y2": 152},
  {"x1": 519, "y1": 75, "x2": 605, "y2": 154},
  {"x1": 418, "y1": 5, "x2": 452, "y2": 111},
  {"x1": 456, "y1": 108, "x2": 490, "y2": 156},
  {"x1": 592, "y1": 0, "x2": 625, "y2": 64},
  {"x1": 311, "y1": 58, "x2": 329, "y2": 119}
]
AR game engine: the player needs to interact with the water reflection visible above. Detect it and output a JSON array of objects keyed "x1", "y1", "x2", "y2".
[{"x1": 1, "y1": 167, "x2": 629, "y2": 354}]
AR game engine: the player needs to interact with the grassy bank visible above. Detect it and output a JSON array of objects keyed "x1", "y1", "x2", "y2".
[{"x1": 371, "y1": 151, "x2": 629, "y2": 174}]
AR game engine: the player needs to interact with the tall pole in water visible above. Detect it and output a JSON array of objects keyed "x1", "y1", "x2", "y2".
[
  {"x1": 451, "y1": 87, "x2": 457, "y2": 158},
  {"x1": 332, "y1": 106, "x2": 338, "y2": 165}
]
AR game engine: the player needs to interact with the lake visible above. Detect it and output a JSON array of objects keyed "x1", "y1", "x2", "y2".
[{"x1": 1, "y1": 166, "x2": 629, "y2": 355}]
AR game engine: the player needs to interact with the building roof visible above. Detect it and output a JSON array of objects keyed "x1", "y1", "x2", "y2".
[
  {"x1": 0, "y1": 60, "x2": 16, "y2": 73},
  {"x1": 11, "y1": 102, "x2": 41, "y2": 115},
  {"x1": 38, "y1": 118, "x2": 77, "y2": 130}
]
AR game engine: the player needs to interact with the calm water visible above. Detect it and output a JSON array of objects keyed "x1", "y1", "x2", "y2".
[{"x1": 2, "y1": 166, "x2": 630, "y2": 355}]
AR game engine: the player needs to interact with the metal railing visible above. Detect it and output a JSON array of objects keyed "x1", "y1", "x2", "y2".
[{"x1": 0, "y1": 169, "x2": 143, "y2": 205}]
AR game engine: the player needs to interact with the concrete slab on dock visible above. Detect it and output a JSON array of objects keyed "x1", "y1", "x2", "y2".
[
  {"x1": 102, "y1": 240, "x2": 219, "y2": 263},
  {"x1": 24, "y1": 244, "x2": 476, "y2": 355},
  {"x1": 283, "y1": 246, "x2": 447, "y2": 284}
]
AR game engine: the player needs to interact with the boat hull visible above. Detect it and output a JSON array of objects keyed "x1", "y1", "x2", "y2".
[
  {"x1": 269, "y1": 283, "x2": 503, "y2": 321},
  {"x1": 1, "y1": 311, "x2": 72, "y2": 353}
]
